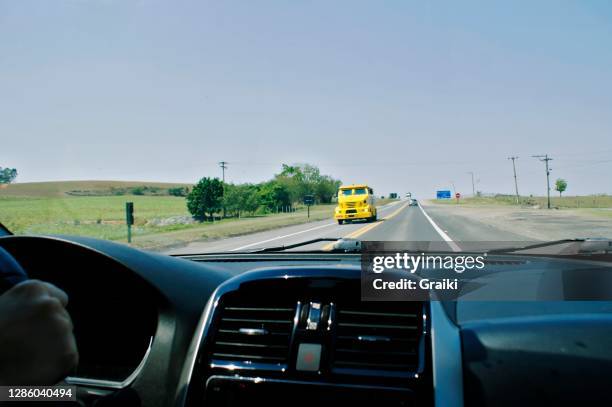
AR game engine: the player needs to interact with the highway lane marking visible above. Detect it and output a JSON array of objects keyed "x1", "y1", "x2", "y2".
[
  {"x1": 418, "y1": 205, "x2": 461, "y2": 252},
  {"x1": 322, "y1": 202, "x2": 410, "y2": 250},
  {"x1": 231, "y1": 201, "x2": 404, "y2": 251},
  {"x1": 230, "y1": 222, "x2": 336, "y2": 251},
  {"x1": 231, "y1": 200, "x2": 406, "y2": 252},
  {"x1": 344, "y1": 221, "x2": 380, "y2": 239}
]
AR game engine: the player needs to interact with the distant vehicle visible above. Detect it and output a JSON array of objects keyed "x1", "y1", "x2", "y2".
[
  {"x1": 409, "y1": 198, "x2": 418, "y2": 206},
  {"x1": 389, "y1": 192, "x2": 398, "y2": 199},
  {"x1": 334, "y1": 184, "x2": 377, "y2": 224}
]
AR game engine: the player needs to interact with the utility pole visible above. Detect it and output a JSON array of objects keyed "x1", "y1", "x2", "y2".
[
  {"x1": 467, "y1": 172, "x2": 475, "y2": 197},
  {"x1": 532, "y1": 155, "x2": 553, "y2": 209},
  {"x1": 218, "y1": 161, "x2": 228, "y2": 183},
  {"x1": 507, "y1": 156, "x2": 520, "y2": 204},
  {"x1": 219, "y1": 161, "x2": 228, "y2": 218}
]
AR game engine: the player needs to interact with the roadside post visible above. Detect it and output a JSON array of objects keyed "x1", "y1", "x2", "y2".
[
  {"x1": 303, "y1": 195, "x2": 315, "y2": 218},
  {"x1": 126, "y1": 202, "x2": 134, "y2": 243},
  {"x1": 455, "y1": 192, "x2": 461, "y2": 204}
]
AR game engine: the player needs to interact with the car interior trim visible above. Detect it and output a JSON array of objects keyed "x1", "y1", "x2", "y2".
[
  {"x1": 65, "y1": 335, "x2": 153, "y2": 389},
  {"x1": 205, "y1": 374, "x2": 415, "y2": 394},
  {"x1": 430, "y1": 301, "x2": 463, "y2": 407}
]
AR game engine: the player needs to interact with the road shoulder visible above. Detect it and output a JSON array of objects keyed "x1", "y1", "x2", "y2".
[{"x1": 422, "y1": 201, "x2": 612, "y2": 241}]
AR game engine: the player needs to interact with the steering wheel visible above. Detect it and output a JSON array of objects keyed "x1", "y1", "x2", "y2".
[{"x1": 0, "y1": 246, "x2": 28, "y2": 294}]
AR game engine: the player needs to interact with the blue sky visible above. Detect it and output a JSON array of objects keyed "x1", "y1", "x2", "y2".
[{"x1": 1, "y1": 0, "x2": 611, "y2": 198}]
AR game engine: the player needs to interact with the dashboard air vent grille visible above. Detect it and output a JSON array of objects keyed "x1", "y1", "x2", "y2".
[
  {"x1": 333, "y1": 302, "x2": 422, "y2": 374},
  {"x1": 210, "y1": 300, "x2": 295, "y2": 366}
]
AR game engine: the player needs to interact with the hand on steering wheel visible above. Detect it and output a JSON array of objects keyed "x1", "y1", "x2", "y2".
[{"x1": 0, "y1": 246, "x2": 79, "y2": 385}]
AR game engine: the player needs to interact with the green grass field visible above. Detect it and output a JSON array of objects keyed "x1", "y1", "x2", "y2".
[
  {"x1": 0, "y1": 181, "x2": 401, "y2": 251},
  {"x1": 1, "y1": 194, "x2": 339, "y2": 250},
  {"x1": 1, "y1": 195, "x2": 192, "y2": 240},
  {"x1": 431, "y1": 194, "x2": 612, "y2": 209},
  {"x1": 0, "y1": 181, "x2": 359, "y2": 251}
]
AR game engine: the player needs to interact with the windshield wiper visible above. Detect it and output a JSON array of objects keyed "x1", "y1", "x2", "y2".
[
  {"x1": 247, "y1": 238, "x2": 339, "y2": 253},
  {"x1": 247, "y1": 237, "x2": 363, "y2": 253},
  {"x1": 486, "y1": 239, "x2": 582, "y2": 254},
  {"x1": 486, "y1": 238, "x2": 612, "y2": 255}
]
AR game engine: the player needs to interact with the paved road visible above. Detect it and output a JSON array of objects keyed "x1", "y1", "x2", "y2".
[{"x1": 167, "y1": 199, "x2": 532, "y2": 254}]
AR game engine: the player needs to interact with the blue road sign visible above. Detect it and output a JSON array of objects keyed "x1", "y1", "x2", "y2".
[{"x1": 436, "y1": 190, "x2": 451, "y2": 199}]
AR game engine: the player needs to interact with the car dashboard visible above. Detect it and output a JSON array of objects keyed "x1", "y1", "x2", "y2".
[
  {"x1": 1, "y1": 235, "x2": 611, "y2": 407},
  {"x1": 182, "y1": 267, "x2": 437, "y2": 407}
]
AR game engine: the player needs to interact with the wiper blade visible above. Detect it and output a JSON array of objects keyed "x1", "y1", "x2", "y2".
[
  {"x1": 485, "y1": 238, "x2": 612, "y2": 255},
  {"x1": 247, "y1": 238, "x2": 339, "y2": 253},
  {"x1": 247, "y1": 237, "x2": 364, "y2": 253},
  {"x1": 486, "y1": 239, "x2": 583, "y2": 254}
]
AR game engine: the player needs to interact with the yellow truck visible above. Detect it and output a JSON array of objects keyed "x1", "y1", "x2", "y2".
[{"x1": 334, "y1": 184, "x2": 377, "y2": 224}]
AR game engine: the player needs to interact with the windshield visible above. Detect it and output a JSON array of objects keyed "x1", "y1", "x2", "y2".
[{"x1": 1, "y1": 2, "x2": 611, "y2": 254}]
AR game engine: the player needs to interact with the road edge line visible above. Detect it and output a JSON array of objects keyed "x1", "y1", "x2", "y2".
[
  {"x1": 418, "y1": 205, "x2": 461, "y2": 252},
  {"x1": 230, "y1": 222, "x2": 336, "y2": 251}
]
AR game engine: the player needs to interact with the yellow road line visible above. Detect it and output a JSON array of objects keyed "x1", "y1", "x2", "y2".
[{"x1": 322, "y1": 202, "x2": 409, "y2": 250}]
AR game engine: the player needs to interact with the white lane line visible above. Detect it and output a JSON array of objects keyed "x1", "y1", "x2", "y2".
[
  {"x1": 418, "y1": 205, "x2": 461, "y2": 252},
  {"x1": 376, "y1": 200, "x2": 401, "y2": 210},
  {"x1": 230, "y1": 222, "x2": 336, "y2": 251},
  {"x1": 230, "y1": 201, "x2": 403, "y2": 252}
]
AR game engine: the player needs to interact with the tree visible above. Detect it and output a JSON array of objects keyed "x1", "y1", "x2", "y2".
[
  {"x1": 221, "y1": 183, "x2": 240, "y2": 217},
  {"x1": 132, "y1": 186, "x2": 145, "y2": 195},
  {"x1": 186, "y1": 177, "x2": 224, "y2": 221},
  {"x1": 257, "y1": 181, "x2": 291, "y2": 212},
  {"x1": 315, "y1": 175, "x2": 342, "y2": 203},
  {"x1": 243, "y1": 187, "x2": 260, "y2": 215},
  {"x1": 223, "y1": 184, "x2": 257, "y2": 217},
  {"x1": 275, "y1": 163, "x2": 341, "y2": 204},
  {"x1": 168, "y1": 186, "x2": 189, "y2": 197},
  {"x1": 0, "y1": 168, "x2": 17, "y2": 184},
  {"x1": 555, "y1": 178, "x2": 568, "y2": 197}
]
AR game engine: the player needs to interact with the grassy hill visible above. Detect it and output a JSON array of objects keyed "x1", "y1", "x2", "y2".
[{"x1": 0, "y1": 180, "x2": 192, "y2": 198}]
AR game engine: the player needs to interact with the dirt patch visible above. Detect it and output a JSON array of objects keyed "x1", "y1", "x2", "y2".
[{"x1": 425, "y1": 201, "x2": 612, "y2": 240}]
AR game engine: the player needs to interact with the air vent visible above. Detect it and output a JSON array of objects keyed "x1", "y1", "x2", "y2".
[
  {"x1": 210, "y1": 299, "x2": 295, "y2": 367},
  {"x1": 333, "y1": 302, "x2": 423, "y2": 375}
]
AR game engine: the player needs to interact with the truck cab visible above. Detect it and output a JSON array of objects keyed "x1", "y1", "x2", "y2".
[{"x1": 334, "y1": 184, "x2": 377, "y2": 224}]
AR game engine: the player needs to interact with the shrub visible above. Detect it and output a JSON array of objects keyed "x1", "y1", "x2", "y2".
[{"x1": 168, "y1": 187, "x2": 189, "y2": 197}]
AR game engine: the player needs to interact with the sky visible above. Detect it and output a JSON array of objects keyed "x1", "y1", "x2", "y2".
[{"x1": 1, "y1": 0, "x2": 611, "y2": 198}]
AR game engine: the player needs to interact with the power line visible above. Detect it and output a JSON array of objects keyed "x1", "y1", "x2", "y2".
[
  {"x1": 507, "y1": 156, "x2": 519, "y2": 204},
  {"x1": 551, "y1": 148, "x2": 612, "y2": 158},
  {"x1": 532, "y1": 154, "x2": 553, "y2": 209}
]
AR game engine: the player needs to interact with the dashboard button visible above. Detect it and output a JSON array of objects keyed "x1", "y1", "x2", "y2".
[{"x1": 296, "y1": 343, "x2": 322, "y2": 372}]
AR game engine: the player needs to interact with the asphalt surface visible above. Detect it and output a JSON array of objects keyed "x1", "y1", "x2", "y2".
[{"x1": 167, "y1": 199, "x2": 532, "y2": 255}]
